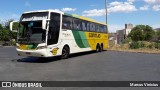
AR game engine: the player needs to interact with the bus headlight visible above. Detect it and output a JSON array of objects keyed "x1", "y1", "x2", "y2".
[{"x1": 37, "y1": 46, "x2": 47, "y2": 49}]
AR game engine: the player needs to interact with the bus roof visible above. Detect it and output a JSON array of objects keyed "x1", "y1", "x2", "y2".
[
  {"x1": 23, "y1": 9, "x2": 63, "y2": 14},
  {"x1": 23, "y1": 9, "x2": 107, "y2": 25}
]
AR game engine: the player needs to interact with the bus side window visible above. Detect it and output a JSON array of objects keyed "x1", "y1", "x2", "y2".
[
  {"x1": 96, "y1": 24, "x2": 100, "y2": 32},
  {"x1": 63, "y1": 15, "x2": 73, "y2": 30},
  {"x1": 82, "y1": 21, "x2": 86, "y2": 31},
  {"x1": 87, "y1": 22, "x2": 90, "y2": 31}
]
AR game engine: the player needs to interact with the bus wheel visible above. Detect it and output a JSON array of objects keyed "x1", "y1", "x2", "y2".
[
  {"x1": 100, "y1": 44, "x2": 103, "y2": 51},
  {"x1": 96, "y1": 44, "x2": 100, "y2": 52},
  {"x1": 61, "y1": 46, "x2": 70, "y2": 59}
]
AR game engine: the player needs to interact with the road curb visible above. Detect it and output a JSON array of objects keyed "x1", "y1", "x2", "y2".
[
  {"x1": 108, "y1": 49, "x2": 160, "y2": 54},
  {"x1": 0, "y1": 46, "x2": 15, "y2": 48}
]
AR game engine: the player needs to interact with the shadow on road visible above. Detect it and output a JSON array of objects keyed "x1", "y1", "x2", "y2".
[
  {"x1": 16, "y1": 57, "x2": 61, "y2": 63},
  {"x1": 14, "y1": 50, "x2": 106, "y2": 63}
]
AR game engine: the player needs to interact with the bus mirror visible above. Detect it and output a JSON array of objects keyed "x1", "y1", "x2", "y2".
[
  {"x1": 42, "y1": 19, "x2": 47, "y2": 30},
  {"x1": 10, "y1": 21, "x2": 18, "y2": 32}
]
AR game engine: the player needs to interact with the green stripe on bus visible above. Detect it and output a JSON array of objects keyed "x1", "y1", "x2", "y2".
[
  {"x1": 27, "y1": 44, "x2": 38, "y2": 49},
  {"x1": 72, "y1": 30, "x2": 86, "y2": 48},
  {"x1": 78, "y1": 31, "x2": 90, "y2": 48}
]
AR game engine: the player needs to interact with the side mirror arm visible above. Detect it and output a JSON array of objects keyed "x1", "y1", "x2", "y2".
[{"x1": 10, "y1": 21, "x2": 18, "y2": 32}]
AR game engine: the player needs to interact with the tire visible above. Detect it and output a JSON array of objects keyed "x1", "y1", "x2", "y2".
[
  {"x1": 61, "y1": 46, "x2": 70, "y2": 59},
  {"x1": 100, "y1": 44, "x2": 103, "y2": 52},
  {"x1": 96, "y1": 45, "x2": 100, "y2": 52}
]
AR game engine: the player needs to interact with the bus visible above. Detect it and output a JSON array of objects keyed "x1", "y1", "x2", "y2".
[{"x1": 10, "y1": 10, "x2": 109, "y2": 59}]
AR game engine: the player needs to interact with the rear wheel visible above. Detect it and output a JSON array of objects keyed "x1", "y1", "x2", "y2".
[
  {"x1": 100, "y1": 44, "x2": 103, "y2": 51},
  {"x1": 96, "y1": 44, "x2": 101, "y2": 52},
  {"x1": 61, "y1": 46, "x2": 70, "y2": 59}
]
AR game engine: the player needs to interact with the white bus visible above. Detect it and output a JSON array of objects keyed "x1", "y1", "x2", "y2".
[{"x1": 10, "y1": 10, "x2": 109, "y2": 59}]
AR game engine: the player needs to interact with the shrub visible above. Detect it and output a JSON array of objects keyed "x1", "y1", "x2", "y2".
[
  {"x1": 139, "y1": 41, "x2": 145, "y2": 48},
  {"x1": 154, "y1": 42, "x2": 160, "y2": 49},
  {"x1": 122, "y1": 38, "x2": 132, "y2": 44},
  {"x1": 130, "y1": 41, "x2": 139, "y2": 49},
  {"x1": 130, "y1": 41, "x2": 146, "y2": 49},
  {"x1": 147, "y1": 43, "x2": 155, "y2": 49}
]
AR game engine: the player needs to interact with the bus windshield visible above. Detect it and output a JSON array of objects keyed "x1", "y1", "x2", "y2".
[
  {"x1": 17, "y1": 21, "x2": 46, "y2": 44},
  {"x1": 17, "y1": 12, "x2": 48, "y2": 44}
]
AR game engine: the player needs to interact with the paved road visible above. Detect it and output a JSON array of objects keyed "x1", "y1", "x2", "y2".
[{"x1": 0, "y1": 47, "x2": 160, "y2": 90}]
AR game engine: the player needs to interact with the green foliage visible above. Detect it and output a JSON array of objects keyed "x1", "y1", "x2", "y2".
[
  {"x1": 130, "y1": 41, "x2": 146, "y2": 49},
  {"x1": 129, "y1": 41, "x2": 160, "y2": 49},
  {"x1": 139, "y1": 41, "x2": 145, "y2": 48},
  {"x1": 130, "y1": 42, "x2": 139, "y2": 49},
  {"x1": 143, "y1": 25, "x2": 155, "y2": 41},
  {"x1": 13, "y1": 22, "x2": 19, "y2": 30},
  {"x1": 128, "y1": 25, "x2": 154, "y2": 41},
  {"x1": 154, "y1": 42, "x2": 160, "y2": 49},
  {"x1": 0, "y1": 19, "x2": 17, "y2": 42},
  {"x1": 0, "y1": 30, "x2": 10, "y2": 41},
  {"x1": 3, "y1": 19, "x2": 14, "y2": 30},
  {"x1": 147, "y1": 43, "x2": 155, "y2": 49},
  {"x1": 128, "y1": 29, "x2": 144, "y2": 41},
  {"x1": 0, "y1": 24, "x2": 3, "y2": 30},
  {"x1": 123, "y1": 37, "x2": 132, "y2": 44},
  {"x1": 155, "y1": 30, "x2": 160, "y2": 41}
]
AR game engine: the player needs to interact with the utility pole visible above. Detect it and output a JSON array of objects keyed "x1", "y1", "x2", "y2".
[{"x1": 105, "y1": 0, "x2": 108, "y2": 24}]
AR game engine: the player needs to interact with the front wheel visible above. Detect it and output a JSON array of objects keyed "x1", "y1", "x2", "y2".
[{"x1": 61, "y1": 46, "x2": 70, "y2": 59}]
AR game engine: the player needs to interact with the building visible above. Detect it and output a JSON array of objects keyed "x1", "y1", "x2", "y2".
[
  {"x1": 116, "y1": 29, "x2": 125, "y2": 44},
  {"x1": 116, "y1": 24, "x2": 133, "y2": 44},
  {"x1": 125, "y1": 24, "x2": 133, "y2": 37}
]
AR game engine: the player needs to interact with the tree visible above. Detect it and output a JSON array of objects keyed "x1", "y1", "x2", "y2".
[
  {"x1": 0, "y1": 19, "x2": 18, "y2": 42},
  {"x1": 0, "y1": 23, "x2": 3, "y2": 30},
  {"x1": 128, "y1": 29, "x2": 144, "y2": 41},
  {"x1": 156, "y1": 30, "x2": 160, "y2": 41},
  {"x1": 128, "y1": 25, "x2": 154, "y2": 41},
  {"x1": 143, "y1": 25, "x2": 155, "y2": 41},
  {"x1": 0, "y1": 30, "x2": 9, "y2": 41}
]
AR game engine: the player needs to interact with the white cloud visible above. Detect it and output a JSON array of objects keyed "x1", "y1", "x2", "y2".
[
  {"x1": 25, "y1": 1, "x2": 31, "y2": 7},
  {"x1": 143, "y1": 0, "x2": 160, "y2": 11},
  {"x1": 82, "y1": 9, "x2": 106, "y2": 16},
  {"x1": 82, "y1": 0, "x2": 137, "y2": 17},
  {"x1": 51, "y1": 8, "x2": 77, "y2": 12},
  {"x1": 108, "y1": 1, "x2": 137, "y2": 13},
  {"x1": 61, "y1": 8, "x2": 76, "y2": 12},
  {"x1": 127, "y1": 0, "x2": 135, "y2": 4},
  {"x1": 110, "y1": 1, "x2": 122, "y2": 6},
  {"x1": 144, "y1": 0, "x2": 160, "y2": 4},
  {"x1": 52, "y1": 9, "x2": 61, "y2": 12},
  {"x1": 140, "y1": 5, "x2": 150, "y2": 10},
  {"x1": 152, "y1": 5, "x2": 160, "y2": 11}
]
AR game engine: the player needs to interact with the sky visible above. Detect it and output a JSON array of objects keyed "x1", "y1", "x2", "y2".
[{"x1": 0, "y1": 0, "x2": 160, "y2": 32}]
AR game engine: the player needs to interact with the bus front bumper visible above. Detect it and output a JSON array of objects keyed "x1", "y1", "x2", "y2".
[{"x1": 16, "y1": 49, "x2": 47, "y2": 57}]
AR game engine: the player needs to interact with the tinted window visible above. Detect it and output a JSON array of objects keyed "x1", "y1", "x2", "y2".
[
  {"x1": 62, "y1": 15, "x2": 108, "y2": 33},
  {"x1": 62, "y1": 15, "x2": 72, "y2": 29},
  {"x1": 48, "y1": 13, "x2": 60, "y2": 45}
]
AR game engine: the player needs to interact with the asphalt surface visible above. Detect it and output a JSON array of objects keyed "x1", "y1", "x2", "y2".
[{"x1": 0, "y1": 46, "x2": 160, "y2": 90}]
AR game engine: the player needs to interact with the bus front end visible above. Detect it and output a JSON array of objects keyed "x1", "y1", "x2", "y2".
[{"x1": 11, "y1": 11, "x2": 49, "y2": 57}]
